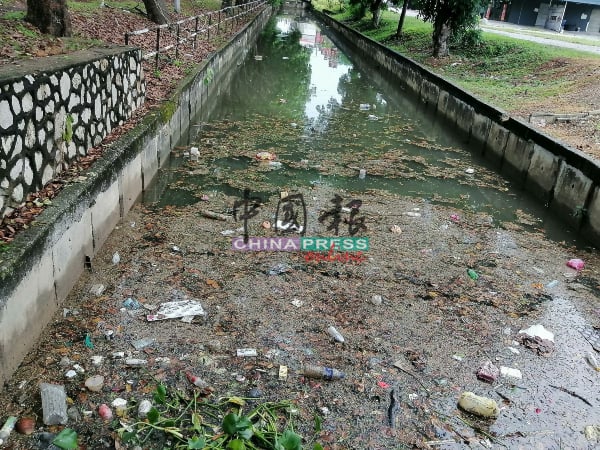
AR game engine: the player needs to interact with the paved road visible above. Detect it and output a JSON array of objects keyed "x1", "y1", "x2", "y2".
[{"x1": 480, "y1": 25, "x2": 600, "y2": 55}]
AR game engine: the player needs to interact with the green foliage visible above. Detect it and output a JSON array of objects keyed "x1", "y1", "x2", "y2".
[
  {"x1": 153, "y1": 383, "x2": 167, "y2": 404},
  {"x1": 412, "y1": 0, "x2": 486, "y2": 56},
  {"x1": 275, "y1": 429, "x2": 302, "y2": 450},
  {"x1": 347, "y1": 0, "x2": 369, "y2": 19},
  {"x1": 341, "y1": 11, "x2": 599, "y2": 111},
  {"x1": 15, "y1": 22, "x2": 39, "y2": 38},
  {"x1": 414, "y1": 0, "x2": 484, "y2": 31},
  {"x1": 62, "y1": 114, "x2": 74, "y2": 143},
  {"x1": 1, "y1": 11, "x2": 26, "y2": 19},
  {"x1": 450, "y1": 27, "x2": 482, "y2": 50},
  {"x1": 115, "y1": 380, "x2": 320, "y2": 449},
  {"x1": 204, "y1": 67, "x2": 215, "y2": 85},
  {"x1": 222, "y1": 413, "x2": 253, "y2": 440},
  {"x1": 194, "y1": 0, "x2": 223, "y2": 10}
]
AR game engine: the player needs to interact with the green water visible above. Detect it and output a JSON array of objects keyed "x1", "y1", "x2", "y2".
[{"x1": 143, "y1": 13, "x2": 579, "y2": 243}]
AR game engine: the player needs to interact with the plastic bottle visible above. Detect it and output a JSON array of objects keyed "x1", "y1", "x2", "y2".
[
  {"x1": 467, "y1": 269, "x2": 479, "y2": 280},
  {"x1": 457, "y1": 392, "x2": 499, "y2": 418},
  {"x1": 303, "y1": 365, "x2": 345, "y2": 381},
  {"x1": 0, "y1": 416, "x2": 17, "y2": 443},
  {"x1": 326, "y1": 326, "x2": 345, "y2": 343},
  {"x1": 586, "y1": 352, "x2": 600, "y2": 371}
]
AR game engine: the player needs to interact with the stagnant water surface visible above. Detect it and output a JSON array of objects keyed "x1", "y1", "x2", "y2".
[{"x1": 143, "y1": 13, "x2": 586, "y2": 247}]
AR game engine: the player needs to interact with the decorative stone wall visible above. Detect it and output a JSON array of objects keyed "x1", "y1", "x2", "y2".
[{"x1": 0, "y1": 47, "x2": 145, "y2": 217}]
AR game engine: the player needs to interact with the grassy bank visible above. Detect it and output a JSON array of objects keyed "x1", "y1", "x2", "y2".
[{"x1": 312, "y1": 3, "x2": 600, "y2": 113}]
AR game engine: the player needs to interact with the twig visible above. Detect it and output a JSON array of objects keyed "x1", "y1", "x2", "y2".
[
  {"x1": 454, "y1": 415, "x2": 507, "y2": 448},
  {"x1": 394, "y1": 365, "x2": 431, "y2": 395},
  {"x1": 495, "y1": 391, "x2": 512, "y2": 404},
  {"x1": 387, "y1": 387, "x2": 399, "y2": 428},
  {"x1": 436, "y1": 411, "x2": 506, "y2": 447},
  {"x1": 548, "y1": 385, "x2": 593, "y2": 407}
]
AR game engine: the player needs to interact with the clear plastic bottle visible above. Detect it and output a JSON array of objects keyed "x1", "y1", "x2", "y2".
[
  {"x1": 326, "y1": 326, "x2": 345, "y2": 343},
  {"x1": 303, "y1": 365, "x2": 345, "y2": 381}
]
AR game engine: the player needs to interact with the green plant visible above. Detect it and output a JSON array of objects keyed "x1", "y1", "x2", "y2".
[
  {"x1": 450, "y1": 27, "x2": 483, "y2": 50},
  {"x1": 62, "y1": 114, "x2": 74, "y2": 143},
  {"x1": 116, "y1": 381, "x2": 313, "y2": 449},
  {"x1": 204, "y1": 67, "x2": 214, "y2": 85},
  {"x1": 154, "y1": 69, "x2": 162, "y2": 79},
  {"x1": 15, "y1": 22, "x2": 39, "y2": 38},
  {"x1": 1, "y1": 11, "x2": 26, "y2": 20}
]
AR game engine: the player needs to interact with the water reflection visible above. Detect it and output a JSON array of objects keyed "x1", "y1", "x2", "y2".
[{"x1": 146, "y1": 14, "x2": 582, "y2": 245}]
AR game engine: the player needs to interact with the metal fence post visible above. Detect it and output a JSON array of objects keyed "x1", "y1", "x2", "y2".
[
  {"x1": 125, "y1": 32, "x2": 129, "y2": 45},
  {"x1": 155, "y1": 27, "x2": 161, "y2": 71},
  {"x1": 208, "y1": 14, "x2": 212, "y2": 40},
  {"x1": 176, "y1": 22, "x2": 180, "y2": 59},
  {"x1": 194, "y1": 16, "x2": 199, "y2": 49}
]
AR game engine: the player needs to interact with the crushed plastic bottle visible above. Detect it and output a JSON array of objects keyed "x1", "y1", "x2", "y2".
[
  {"x1": 545, "y1": 280, "x2": 559, "y2": 289},
  {"x1": 303, "y1": 365, "x2": 345, "y2": 381}
]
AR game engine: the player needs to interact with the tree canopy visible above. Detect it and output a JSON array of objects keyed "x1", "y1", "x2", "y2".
[{"x1": 412, "y1": 0, "x2": 484, "y2": 57}]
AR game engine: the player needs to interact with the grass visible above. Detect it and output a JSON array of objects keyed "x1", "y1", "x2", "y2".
[
  {"x1": 313, "y1": 3, "x2": 600, "y2": 112},
  {"x1": 1, "y1": 10, "x2": 26, "y2": 19}
]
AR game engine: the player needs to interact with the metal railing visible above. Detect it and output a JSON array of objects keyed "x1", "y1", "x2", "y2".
[{"x1": 125, "y1": 0, "x2": 267, "y2": 70}]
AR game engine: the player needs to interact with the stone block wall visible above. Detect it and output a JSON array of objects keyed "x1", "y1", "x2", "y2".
[{"x1": 0, "y1": 47, "x2": 145, "y2": 217}]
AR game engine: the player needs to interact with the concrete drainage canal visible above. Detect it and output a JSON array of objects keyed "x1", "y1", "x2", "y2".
[{"x1": 2, "y1": 11, "x2": 600, "y2": 450}]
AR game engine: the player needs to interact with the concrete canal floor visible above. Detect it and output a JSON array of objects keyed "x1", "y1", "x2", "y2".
[{"x1": 1, "y1": 179, "x2": 599, "y2": 449}]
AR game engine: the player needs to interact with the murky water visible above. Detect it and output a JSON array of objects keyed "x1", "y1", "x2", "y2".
[{"x1": 143, "y1": 14, "x2": 585, "y2": 243}]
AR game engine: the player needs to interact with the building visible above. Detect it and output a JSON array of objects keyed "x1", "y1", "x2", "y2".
[{"x1": 485, "y1": 0, "x2": 600, "y2": 33}]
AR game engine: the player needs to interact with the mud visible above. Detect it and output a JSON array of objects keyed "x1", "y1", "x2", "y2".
[{"x1": 1, "y1": 179, "x2": 599, "y2": 449}]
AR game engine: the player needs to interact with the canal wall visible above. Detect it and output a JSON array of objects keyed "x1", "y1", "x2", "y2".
[
  {"x1": 318, "y1": 12, "x2": 600, "y2": 246},
  {"x1": 0, "y1": 5, "x2": 272, "y2": 389}
]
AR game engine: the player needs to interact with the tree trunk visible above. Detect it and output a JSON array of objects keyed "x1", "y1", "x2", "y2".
[
  {"x1": 370, "y1": 0, "x2": 383, "y2": 27},
  {"x1": 26, "y1": 0, "x2": 72, "y2": 37},
  {"x1": 142, "y1": 0, "x2": 171, "y2": 25},
  {"x1": 395, "y1": 0, "x2": 409, "y2": 38},
  {"x1": 432, "y1": 16, "x2": 451, "y2": 57}
]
